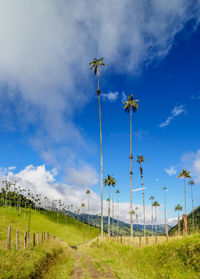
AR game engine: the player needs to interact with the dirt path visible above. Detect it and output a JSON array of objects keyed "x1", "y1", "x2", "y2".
[{"x1": 70, "y1": 250, "x2": 117, "y2": 279}]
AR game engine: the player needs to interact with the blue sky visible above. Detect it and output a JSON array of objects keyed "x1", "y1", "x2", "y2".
[{"x1": 0, "y1": 1, "x2": 200, "y2": 225}]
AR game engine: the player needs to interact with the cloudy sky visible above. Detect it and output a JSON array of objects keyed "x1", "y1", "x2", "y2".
[{"x1": 0, "y1": 0, "x2": 200, "y2": 226}]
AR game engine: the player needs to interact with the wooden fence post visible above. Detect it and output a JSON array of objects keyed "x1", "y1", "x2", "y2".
[
  {"x1": 28, "y1": 233, "x2": 31, "y2": 248},
  {"x1": 36, "y1": 234, "x2": 39, "y2": 246},
  {"x1": 16, "y1": 230, "x2": 19, "y2": 250},
  {"x1": 120, "y1": 235, "x2": 122, "y2": 244},
  {"x1": 139, "y1": 236, "x2": 142, "y2": 247},
  {"x1": 39, "y1": 232, "x2": 41, "y2": 244},
  {"x1": 133, "y1": 236, "x2": 135, "y2": 247},
  {"x1": 155, "y1": 235, "x2": 157, "y2": 244},
  {"x1": 24, "y1": 232, "x2": 27, "y2": 249},
  {"x1": 33, "y1": 233, "x2": 35, "y2": 247},
  {"x1": 7, "y1": 226, "x2": 11, "y2": 250}
]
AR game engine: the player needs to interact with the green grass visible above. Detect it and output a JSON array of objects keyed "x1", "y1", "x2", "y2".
[
  {"x1": 0, "y1": 206, "x2": 98, "y2": 246},
  {"x1": 82, "y1": 234, "x2": 200, "y2": 279}
]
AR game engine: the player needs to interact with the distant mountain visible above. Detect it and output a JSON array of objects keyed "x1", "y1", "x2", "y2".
[
  {"x1": 76, "y1": 213, "x2": 171, "y2": 236},
  {"x1": 169, "y1": 205, "x2": 200, "y2": 235}
]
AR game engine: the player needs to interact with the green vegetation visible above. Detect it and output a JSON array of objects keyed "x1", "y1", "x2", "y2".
[
  {"x1": 82, "y1": 234, "x2": 200, "y2": 279},
  {"x1": 0, "y1": 206, "x2": 98, "y2": 246}
]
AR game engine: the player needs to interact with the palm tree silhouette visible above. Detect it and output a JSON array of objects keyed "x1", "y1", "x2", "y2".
[
  {"x1": 175, "y1": 204, "x2": 182, "y2": 236},
  {"x1": 89, "y1": 57, "x2": 105, "y2": 237},
  {"x1": 123, "y1": 94, "x2": 139, "y2": 237},
  {"x1": 152, "y1": 201, "x2": 160, "y2": 236},
  {"x1": 104, "y1": 175, "x2": 116, "y2": 236},
  {"x1": 178, "y1": 169, "x2": 191, "y2": 234},
  {"x1": 136, "y1": 155, "x2": 146, "y2": 235}
]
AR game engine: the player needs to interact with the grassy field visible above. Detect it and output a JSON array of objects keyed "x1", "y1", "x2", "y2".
[
  {"x1": 0, "y1": 206, "x2": 98, "y2": 247},
  {"x1": 81, "y1": 234, "x2": 200, "y2": 279}
]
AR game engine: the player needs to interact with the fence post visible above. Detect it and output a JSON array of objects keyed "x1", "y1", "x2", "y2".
[
  {"x1": 16, "y1": 230, "x2": 19, "y2": 250},
  {"x1": 24, "y1": 232, "x2": 27, "y2": 249},
  {"x1": 28, "y1": 233, "x2": 31, "y2": 248},
  {"x1": 7, "y1": 226, "x2": 11, "y2": 250},
  {"x1": 120, "y1": 235, "x2": 122, "y2": 244},
  {"x1": 33, "y1": 233, "x2": 35, "y2": 247},
  {"x1": 139, "y1": 236, "x2": 142, "y2": 247},
  {"x1": 37, "y1": 234, "x2": 39, "y2": 246},
  {"x1": 133, "y1": 236, "x2": 135, "y2": 247},
  {"x1": 155, "y1": 235, "x2": 157, "y2": 244}
]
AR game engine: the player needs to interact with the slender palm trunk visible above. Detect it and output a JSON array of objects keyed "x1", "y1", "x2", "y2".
[
  {"x1": 155, "y1": 207, "x2": 157, "y2": 236},
  {"x1": 130, "y1": 109, "x2": 133, "y2": 237},
  {"x1": 108, "y1": 186, "x2": 111, "y2": 236},
  {"x1": 164, "y1": 191, "x2": 168, "y2": 236},
  {"x1": 112, "y1": 188, "x2": 114, "y2": 235},
  {"x1": 87, "y1": 195, "x2": 90, "y2": 240},
  {"x1": 191, "y1": 185, "x2": 194, "y2": 229},
  {"x1": 97, "y1": 75, "x2": 103, "y2": 237},
  {"x1": 140, "y1": 168, "x2": 145, "y2": 236},
  {"x1": 151, "y1": 205, "x2": 154, "y2": 235},
  {"x1": 184, "y1": 178, "x2": 187, "y2": 234},
  {"x1": 117, "y1": 196, "x2": 119, "y2": 236},
  {"x1": 178, "y1": 211, "x2": 180, "y2": 236}
]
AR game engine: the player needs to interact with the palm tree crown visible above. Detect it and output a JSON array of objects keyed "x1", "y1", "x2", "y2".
[
  {"x1": 123, "y1": 94, "x2": 139, "y2": 113},
  {"x1": 152, "y1": 201, "x2": 160, "y2": 207},
  {"x1": 188, "y1": 180, "x2": 195, "y2": 186},
  {"x1": 104, "y1": 175, "x2": 116, "y2": 187},
  {"x1": 136, "y1": 155, "x2": 145, "y2": 164},
  {"x1": 175, "y1": 204, "x2": 182, "y2": 212},
  {"x1": 178, "y1": 169, "x2": 191, "y2": 179},
  {"x1": 86, "y1": 189, "x2": 90, "y2": 195},
  {"x1": 89, "y1": 57, "x2": 105, "y2": 76}
]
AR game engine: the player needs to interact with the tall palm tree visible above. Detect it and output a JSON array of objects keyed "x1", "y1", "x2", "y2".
[
  {"x1": 178, "y1": 169, "x2": 191, "y2": 234},
  {"x1": 149, "y1": 196, "x2": 154, "y2": 235},
  {"x1": 123, "y1": 94, "x2": 139, "y2": 237},
  {"x1": 104, "y1": 175, "x2": 116, "y2": 237},
  {"x1": 130, "y1": 210, "x2": 135, "y2": 234},
  {"x1": 81, "y1": 203, "x2": 85, "y2": 243},
  {"x1": 135, "y1": 206, "x2": 139, "y2": 232},
  {"x1": 188, "y1": 180, "x2": 195, "y2": 230},
  {"x1": 86, "y1": 189, "x2": 90, "y2": 240},
  {"x1": 136, "y1": 155, "x2": 146, "y2": 235},
  {"x1": 175, "y1": 204, "x2": 182, "y2": 236},
  {"x1": 112, "y1": 183, "x2": 116, "y2": 235},
  {"x1": 152, "y1": 201, "x2": 160, "y2": 236},
  {"x1": 163, "y1": 187, "x2": 168, "y2": 237},
  {"x1": 116, "y1": 189, "x2": 120, "y2": 236},
  {"x1": 89, "y1": 57, "x2": 105, "y2": 237}
]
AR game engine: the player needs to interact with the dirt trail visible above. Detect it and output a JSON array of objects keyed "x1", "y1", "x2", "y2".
[{"x1": 70, "y1": 250, "x2": 117, "y2": 279}]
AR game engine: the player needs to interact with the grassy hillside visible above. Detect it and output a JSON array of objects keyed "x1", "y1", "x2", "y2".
[
  {"x1": 79, "y1": 214, "x2": 171, "y2": 236},
  {"x1": 82, "y1": 234, "x2": 200, "y2": 279},
  {"x1": 169, "y1": 205, "x2": 200, "y2": 235},
  {"x1": 0, "y1": 206, "x2": 98, "y2": 246}
]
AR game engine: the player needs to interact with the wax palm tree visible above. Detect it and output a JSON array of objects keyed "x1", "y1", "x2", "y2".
[
  {"x1": 188, "y1": 180, "x2": 195, "y2": 230},
  {"x1": 81, "y1": 203, "x2": 85, "y2": 242},
  {"x1": 135, "y1": 206, "x2": 139, "y2": 232},
  {"x1": 116, "y1": 189, "x2": 120, "y2": 236},
  {"x1": 175, "y1": 204, "x2": 182, "y2": 236},
  {"x1": 104, "y1": 175, "x2": 116, "y2": 236},
  {"x1": 89, "y1": 57, "x2": 105, "y2": 237},
  {"x1": 163, "y1": 187, "x2": 168, "y2": 237},
  {"x1": 178, "y1": 169, "x2": 191, "y2": 234},
  {"x1": 152, "y1": 201, "x2": 160, "y2": 236},
  {"x1": 130, "y1": 210, "x2": 135, "y2": 234},
  {"x1": 86, "y1": 189, "x2": 90, "y2": 240},
  {"x1": 149, "y1": 196, "x2": 154, "y2": 234},
  {"x1": 136, "y1": 155, "x2": 146, "y2": 235},
  {"x1": 112, "y1": 183, "x2": 116, "y2": 235},
  {"x1": 123, "y1": 94, "x2": 139, "y2": 237}
]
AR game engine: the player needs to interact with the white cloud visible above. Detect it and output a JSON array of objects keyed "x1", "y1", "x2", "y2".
[
  {"x1": 168, "y1": 217, "x2": 178, "y2": 227},
  {"x1": 101, "y1": 91, "x2": 119, "y2": 102},
  {"x1": 0, "y1": 1, "x2": 199, "y2": 167},
  {"x1": 164, "y1": 166, "x2": 177, "y2": 176},
  {"x1": 134, "y1": 130, "x2": 149, "y2": 139},
  {"x1": 65, "y1": 162, "x2": 98, "y2": 188},
  {"x1": 159, "y1": 104, "x2": 187, "y2": 128},
  {"x1": 121, "y1": 91, "x2": 127, "y2": 103},
  {"x1": 155, "y1": 178, "x2": 159, "y2": 182},
  {"x1": 132, "y1": 187, "x2": 145, "y2": 192},
  {"x1": 181, "y1": 150, "x2": 200, "y2": 183}
]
